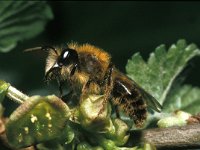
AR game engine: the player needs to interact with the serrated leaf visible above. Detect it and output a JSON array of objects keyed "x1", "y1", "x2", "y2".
[
  {"x1": 163, "y1": 85, "x2": 200, "y2": 114},
  {"x1": 126, "y1": 39, "x2": 200, "y2": 106},
  {"x1": 0, "y1": 1, "x2": 53, "y2": 52},
  {"x1": 6, "y1": 95, "x2": 70, "y2": 148}
]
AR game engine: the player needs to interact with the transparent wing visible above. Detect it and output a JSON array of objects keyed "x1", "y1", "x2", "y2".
[
  {"x1": 132, "y1": 80, "x2": 162, "y2": 112},
  {"x1": 142, "y1": 90, "x2": 162, "y2": 112}
]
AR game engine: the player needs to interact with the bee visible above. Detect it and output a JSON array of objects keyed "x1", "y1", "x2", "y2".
[{"x1": 31, "y1": 43, "x2": 162, "y2": 127}]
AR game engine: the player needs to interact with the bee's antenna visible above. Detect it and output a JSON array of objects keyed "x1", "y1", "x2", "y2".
[
  {"x1": 24, "y1": 46, "x2": 58, "y2": 55},
  {"x1": 23, "y1": 47, "x2": 43, "y2": 52},
  {"x1": 41, "y1": 46, "x2": 58, "y2": 55}
]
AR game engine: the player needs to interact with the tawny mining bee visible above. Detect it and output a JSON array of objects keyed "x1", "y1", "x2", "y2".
[{"x1": 27, "y1": 42, "x2": 162, "y2": 127}]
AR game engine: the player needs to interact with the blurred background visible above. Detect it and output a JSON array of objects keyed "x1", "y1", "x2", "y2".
[{"x1": 0, "y1": 1, "x2": 200, "y2": 114}]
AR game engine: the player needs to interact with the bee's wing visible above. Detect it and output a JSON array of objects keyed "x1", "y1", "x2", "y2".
[
  {"x1": 142, "y1": 90, "x2": 162, "y2": 112},
  {"x1": 132, "y1": 80, "x2": 162, "y2": 112}
]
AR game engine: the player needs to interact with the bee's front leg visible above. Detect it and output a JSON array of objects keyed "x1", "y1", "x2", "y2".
[
  {"x1": 81, "y1": 78, "x2": 92, "y2": 93},
  {"x1": 80, "y1": 78, "x2": 95, "y2": 101},
  {"x1": 56, "y1": 77, "x2": 64, "y2": 98}
]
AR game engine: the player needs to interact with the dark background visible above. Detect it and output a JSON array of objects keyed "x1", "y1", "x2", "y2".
[
  {"x1": 0, "y1": 1, "x2": 200, "y2": 110},
  {"x1": 0, "y1": 1, "x2": 200, "y2": 150}
]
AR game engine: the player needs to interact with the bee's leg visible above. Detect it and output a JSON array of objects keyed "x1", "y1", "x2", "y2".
[
  {"x1": 62, "y1": 90, "x2": 80, "y2": 106},
  {"x1": 104, "y1": 62, "x2": 114, "y2": 85},
  {"x1": 97, "y1": 63, "x2": 114, "y2": 116},
  {"x1": 101, "y1": 62, "x2": 114, "y2": 98},
  {"x1": 80, "y1": 78, "x2": 94, "y2": 101},
  {"x1": 70, "y1": 63, "x2": 78, "y2": 76},
  {"x1": 56, "y1": 77, "x2": 63, "y2": 98},
  {"x1": 61, "y1": 90, "x2": 73, "y2": 100},
  {"x1": 115, "y1": 105, "x2": 120, "y2": 118},
  {"x1": 110, "y1": 96, "x2": 122, "y2": 119},
  {"x1": 82, "y1": 78, "x2": 92, "y2": 93}
]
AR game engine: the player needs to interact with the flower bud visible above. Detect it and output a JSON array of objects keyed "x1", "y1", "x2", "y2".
[
  {"x1": 157, "y1": 110, "x2": 191, "y2": 128},
  {"x1": 78, "y1": 94, "x2": 111, "y2": 132},
  {"x1": 77, "y1": 142, "x2": 104, "y2": 150},
  {"x1": 6, "y1": 95, "x2": 71, "y2": 148},
  {"x1": 105, "y1": 119, "x2": 130, "y2": 146}
]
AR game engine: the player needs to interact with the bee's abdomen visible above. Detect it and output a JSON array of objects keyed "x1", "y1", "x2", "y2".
[{"x1": 112, "y1": 79, "x2": 147, "y2": 127}]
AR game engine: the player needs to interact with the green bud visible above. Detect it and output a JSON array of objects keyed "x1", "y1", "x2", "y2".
[
  {"x1": 0, "y1": 80, "x2": 10, "y2": 103},
  {"x1": 59, "y1": 124, "x2": 74, "y2": 145},
  {"x1": 175, "y1": 110, "x2": 191, "y2": 120},
  {"x1": 77, "y1": 142, "x2": 92, "y2": 150},
  {"x1": 105, "y1": 119, "x2": 130, "y2": 146},
  {"x1": 98, "y1": 137, "x2": 118, "y2": 150},
  {"x1": 36, "y1": 141, "x2": 65, "y2": 150},
  {"x1": 6, "y1": 95, "x2": 71, "y2": 148},
  {"x1": 157, "y1": 110, "x2": 191, "y2": 128},
  {"x1": 78, "y1": 94, "x2": 111, "y2": 132},
  {"x1": 77, "y1": 142, "x2": 104, "y2": 150}
]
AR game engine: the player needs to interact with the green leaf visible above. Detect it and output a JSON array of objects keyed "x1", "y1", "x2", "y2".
[
  {"x1": 163, "y1": 85, "x2": 200, "y2": 114},
  {"x1": 0, "y1": 80, "x2": 10, "y2": 103},
  {"x1": 6, "y1": 95, "x2": 70, "y2": 148},
  {"x1": 0, "y1": 1, "x2": 53, "y2": 52},
  {"x1": 126, "y1": 39, "x2": 200, "y2": 105}
]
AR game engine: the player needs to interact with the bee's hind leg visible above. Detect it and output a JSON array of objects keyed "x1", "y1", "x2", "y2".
[{"x1": 97, "y1": 63, "x2": 114, "y2": 116}]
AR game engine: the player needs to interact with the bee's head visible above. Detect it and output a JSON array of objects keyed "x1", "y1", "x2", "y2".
[{"x1": 45, "y1": 47, "x2": 79, "y2": 82}]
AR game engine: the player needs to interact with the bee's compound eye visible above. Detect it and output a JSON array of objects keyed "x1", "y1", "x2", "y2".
[
  {"x1": 63, "y1": 51, "x2": 69, "y2": 59},
  {"x1": 58, "y1": 48, "x2": 78, "y2": 66}
]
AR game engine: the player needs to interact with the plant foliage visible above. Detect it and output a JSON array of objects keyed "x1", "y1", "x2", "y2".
[
  {"x1": 0, "y1": 1, "x2": 53, "y2": 52},
  {"x1": 126, "y1": 40, "x2": 200, "y2": 114}
]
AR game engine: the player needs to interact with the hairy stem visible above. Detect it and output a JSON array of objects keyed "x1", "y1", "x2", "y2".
[{"x1": 6, "y1": 86, "x2": 29, "y2": 104}]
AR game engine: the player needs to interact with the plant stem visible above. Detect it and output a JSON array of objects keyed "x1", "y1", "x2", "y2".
[
  {"x1": 6, "y1": 86, "x2": 29, "y2": 104},
  {"x1": 130, "y1": 124, "x2": 200, "y2": 149}
]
